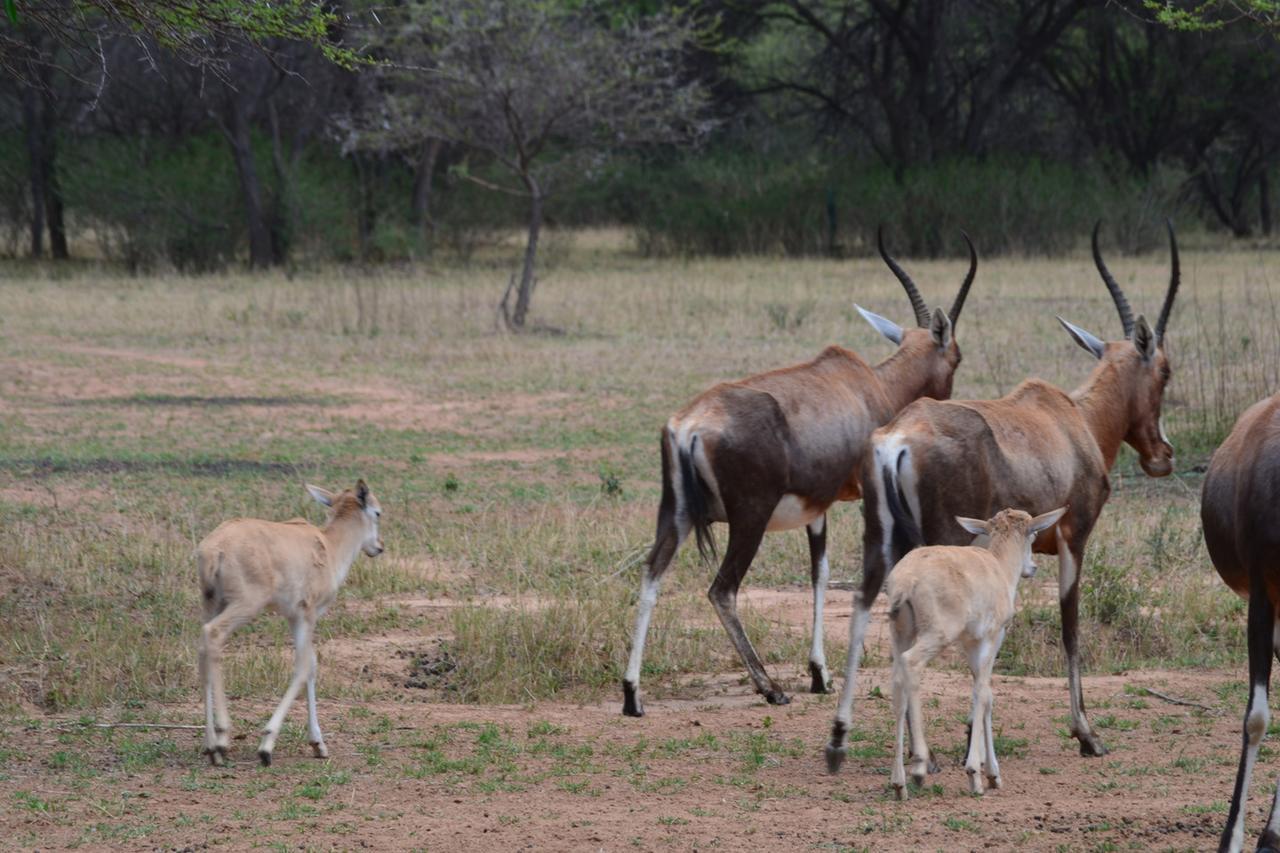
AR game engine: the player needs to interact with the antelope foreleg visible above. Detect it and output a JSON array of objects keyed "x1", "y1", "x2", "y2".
[
  {"x1": 1058, "y1": 537, "x2": 1106, "y2": 756},
  {"x1": 1219, "y1": 587, "x2": 1275, "y2": 853},
  {"x1": 807, "y1": 516, "x2": 832, "y2": 693}
]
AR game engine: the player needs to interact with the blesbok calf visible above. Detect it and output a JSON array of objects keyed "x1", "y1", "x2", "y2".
[
  {"x1": 827, "y1": 221, "x2": 1180, "y2": 768},
  {"x1": 1201, "y1": 393, "x2": 1280, "y2": 852},
  {"x1": 197, "y1": 480, "x2": 384, "y2": 766},
  {"x1": 886, "y1": 506, "x2": 1066, "y2": 800},
  {"x1": 623, "y1": 230, "x2": 978, "y2": 716}
]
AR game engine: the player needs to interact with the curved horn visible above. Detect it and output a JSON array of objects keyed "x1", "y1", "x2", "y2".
[
  {"x1": 878, "y1": 225, "x2": 930, "y2": 327},
  {"x1": 948, "y1": 230, "x2": 977, "y2": 326},
  {"x1": 1091, "y1": 220, "x2": 1134, "y2": 339},
  {"x1": 1155, "y1": 219, "x2": 1180, "y2": 343}
]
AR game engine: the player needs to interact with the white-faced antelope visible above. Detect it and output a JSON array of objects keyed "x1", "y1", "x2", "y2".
[
  {"x1": 1201, "y1": 393, "x2": 1280, "y2": 852},
  {"x1": 197, "y1": 480, "x2": 384, "y2": 766},
  {"x1": 827, "y1": 221, "x2": 1179, "y2": 768},
  {"x1": 885, "y1": 506, "x2": 1066, "y2": 799},
  {"x1": 622, "y1": 230, "x2": 978, "y2": 716}
]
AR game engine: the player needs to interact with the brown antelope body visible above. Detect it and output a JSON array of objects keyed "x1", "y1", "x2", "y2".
[
  {"x1": 622, "y1": 232, "x2": 978, "y2": 716},
  {"x1": 1201, "y1": 393, "x2": 1280, "y2": 852},
  {"x1": 887, "y1": 506, "x2": 1066, "y2": 799},
  {"x1": 827, "y1": 222, "x2": 1179, "y2": 768},
  {"x1": 197, "y1": 480, "x2": 384, "y2": 766}
]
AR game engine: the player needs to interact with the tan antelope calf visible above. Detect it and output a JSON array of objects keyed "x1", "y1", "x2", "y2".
[
  {"x1": 828, "y1": 221, "x2": 1180, "y2": 768},
  {"x1": 885, "y1": 506, "x2": 1065, "y2": 800},
  {"x1": 197, "y1": 480, "x2": 384, "y2": 766},
  {"x1": 1201, "y1": 393, "x2": 1280, "y2": 852},
  {"x1": 622, "y1": 229, "x2": 978, "y2": 716}
]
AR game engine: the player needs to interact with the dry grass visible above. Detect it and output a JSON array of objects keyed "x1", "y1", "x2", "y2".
[{"x1": 0, "y1": 233, "x2": 1275, "y2": 712}]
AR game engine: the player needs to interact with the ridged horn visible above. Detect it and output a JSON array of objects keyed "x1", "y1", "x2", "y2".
[
  {"x1": 948, "y1": 230, "x2": 977, "y2": 327},
  {"x1": 1155, "y1": 219, "x2": 1179, "y2": 343},
  {"x1": 878, "y1": 225, "x2": 929, "y2": 327},
  {"x1": 1091, "y1": 220, "x2": 1134, "y2": 339}
]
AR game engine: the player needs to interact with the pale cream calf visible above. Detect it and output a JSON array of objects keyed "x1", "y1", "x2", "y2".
[
  {"x1": 197, "y1": 480, "x2": 384, "y2": 766},
  {"x1": 886, "y1": 506, "x2": 1065, "y2": 799}
]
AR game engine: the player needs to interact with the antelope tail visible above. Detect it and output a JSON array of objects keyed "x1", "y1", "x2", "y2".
[
  {"x1": 881, "y1": 449, "x2": 923, "y2": 555},
  {"x1": 888, "y1": 596, "x2": 918, "y2": 648},
  {"x1": 676, "y1": 433, "x2": 717, "y2": 563}
]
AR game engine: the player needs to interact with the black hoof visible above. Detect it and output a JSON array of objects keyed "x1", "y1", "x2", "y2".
[
  {"x1": 203, "y1": 746, "x2": 227, "y2": 766},
  {"x1": 621, "y1": 681, "x2": 644, "y2": 717},
  {"x1": 1077, "y1": 732, "x2": 1109, "y2": 757},
  {"x1": 928, "y1": 750, "x2": 942, "y2": 775},
  {"x1": 765, "y1": 690, "x2": 791, "y2": 706},
  {"x1": 911, "y1": 771, "x2": 926, "y2": 787},
  {"x1": 258, "y1": 749, "x2": 272, "y2": 767},
  {"x1": 824, "y1": 743, "x2": 847, "y2": 775},
  {"x1": 808, "y1": 662, "x2": 832, "y2": 694}
]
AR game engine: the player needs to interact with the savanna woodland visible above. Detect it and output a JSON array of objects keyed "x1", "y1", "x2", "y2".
[{"x1": 2, "y1": 1, "x2": 1280, "y2": 850}]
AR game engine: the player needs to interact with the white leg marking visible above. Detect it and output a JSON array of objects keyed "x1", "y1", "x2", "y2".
[
  {"x1": 833, "y1": 596, "x2": 873, "y2": 729},
  {"x1": 624, "y1": 575, "x2": 662, "y2": 687},
  {"x1": 1230, "y1": 683, "x2": 1271, "y2": 852},
  {"x1": 809, "y1": 551, "x2": 830, "y2": 676}
]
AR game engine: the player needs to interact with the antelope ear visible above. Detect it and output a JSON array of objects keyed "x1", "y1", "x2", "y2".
[
  {"x1": 1029, "y1": 506, "x2": 1068, "y2": 535},
  {"x1": 930, "y1": 307, "x2": 952, "y2": 349},
  {"x1": 1056, "y1": 316, "x2": 1105, "y2": 360},
  {"x1": 855, "y1": 304, "x2": 903, "y2": 344},
  {"x1": 955, "y1": 516, "x2": 989, "y2": 536},
  {"x1": 355, "y1": 479, "x2": 370, "y2": 508},
  {"x1": 306, "y1": 484, "x2": 335, "y2": 507},
  {"x1": 1132, "y1": 314, "x2": 1156, "y2": 362}
]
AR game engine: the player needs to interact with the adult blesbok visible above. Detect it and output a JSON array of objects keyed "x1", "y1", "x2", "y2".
[
  {"x1": 826, "y1": 221, "x2": 1180, "y2": 768},
  {"x1": 622, "y1": 229, "x2": 978, "y2": 717},
  {"x1": 198, "y1": 480, "x2": 384, "y2": 766},
  {"x1": 1201, "y1": 393, "x2": 1280, "y2": 853}
]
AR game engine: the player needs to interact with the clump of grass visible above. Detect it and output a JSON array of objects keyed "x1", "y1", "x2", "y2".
[{"x1": 998, "y1": 498, "x2": 1244, "y2": 678}]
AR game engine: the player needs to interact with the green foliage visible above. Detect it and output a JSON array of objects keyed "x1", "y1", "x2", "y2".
[{"x1": 613, "y1": 149, "x2": 1184, "y2": 258}]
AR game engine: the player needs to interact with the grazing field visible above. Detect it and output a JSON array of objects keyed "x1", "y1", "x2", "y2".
[{"x1": 0, "y1": 231, "x2": 1277, "y2": 849}]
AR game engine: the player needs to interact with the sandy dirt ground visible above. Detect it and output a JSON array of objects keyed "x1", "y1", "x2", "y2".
[{"x1": 0, "y1": 592, "x2": 1259, "y2": 853}]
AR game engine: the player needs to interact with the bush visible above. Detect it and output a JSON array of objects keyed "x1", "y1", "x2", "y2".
[{"x1": 607, "y1": 148, "x2": 1186, "y2": 258}]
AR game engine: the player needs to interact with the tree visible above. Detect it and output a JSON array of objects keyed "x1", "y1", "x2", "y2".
[
  {"x1": 739, "y1": 0, "x2": 1093, "y2": 179},
  {"x1": 367, "y1": 0, "x2": 710, "y2": 330},
  {"x1": 1, "y1": 1, "x2": 353, "y2": 82}
]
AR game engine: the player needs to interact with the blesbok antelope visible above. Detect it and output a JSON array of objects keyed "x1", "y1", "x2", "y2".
[
  {"x1": 622, "y1": 229, "x2": 978, "y2": 717},
  {"x1": 197, "y1": 480, "x2": 384, "y2": 766},
  {"x1": 827, "y1": 221, "x2": 1180, "y2": 768},
  {"x1": 886, "y1": 506, "x2": 1066, "y2": 800},
  {"x1": 1201, "y1": 393, "x2": 1280, "y2": 852}
]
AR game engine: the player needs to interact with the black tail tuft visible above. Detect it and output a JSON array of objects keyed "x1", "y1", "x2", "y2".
[
  {"x1": 881, "y1": 451, "x2": 923, "y2": 562},
  {"x1": 678, "y1": 435, "x2": 717, "y2": 563}
]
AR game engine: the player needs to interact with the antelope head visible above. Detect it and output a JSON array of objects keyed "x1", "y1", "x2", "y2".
[
  {"x1": 1057, "y1": 220, "x2": 1180, "y2": 477},
  {"x1": 855, "y1": 226, "x2": 977, "y2": 400},
  {"x1": 307, "y1": 479, "x2": 385, "y2": 557},
  {"x1": 955, "y1": 506, "x2": 1068, "y2": 578}
]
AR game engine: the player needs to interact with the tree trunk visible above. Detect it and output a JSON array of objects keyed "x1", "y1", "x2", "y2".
[
  {"x1": 225, "y1": 93, "x2": 273, "y2": 269},
  {"x1": 511, "y1": 183, "x2": 543, "y2": 330},
  {"x1": 266, "y1": 96, "x2": 294, "y2": 266},
  {"x1": 43, "y1": 95, "x2": 67, "y2": 261},
  {"x1": 410, "y1": 138, "x2": 442, "y2": 241},
  {"x1": 1261, "y1": 170, "x2": 1272, "y2": 237},
  {"x1": 22, "y1": 85, "x2": 45, "y2": 259}
]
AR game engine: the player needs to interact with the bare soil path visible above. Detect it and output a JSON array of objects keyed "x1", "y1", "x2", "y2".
[{"x1": 0, "y1": 659, "x2": 1254, "y2": 851}]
